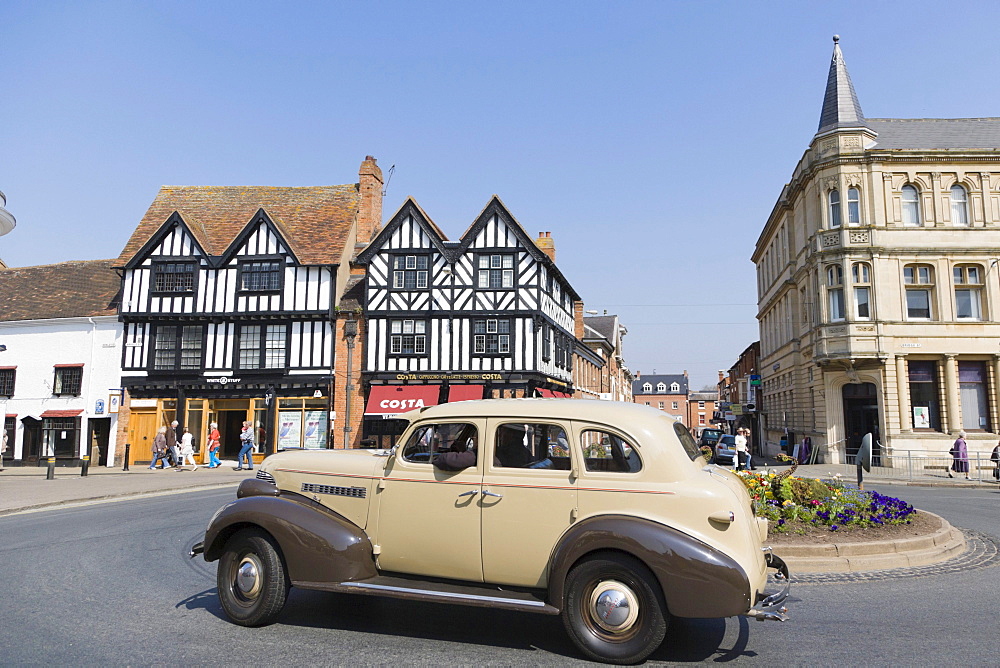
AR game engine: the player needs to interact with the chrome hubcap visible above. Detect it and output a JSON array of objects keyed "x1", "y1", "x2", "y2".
[
  {"x1": 589, "y1": 579, "x2": 640, "y2": 634},
  {"x1": 235, "y1": 556, "x2": 262, "y2": 598}
]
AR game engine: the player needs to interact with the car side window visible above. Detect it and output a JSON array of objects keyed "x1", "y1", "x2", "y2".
[
  {"x1": 402, "y1": 423, "x2": 478, "y2": 465},
  {"x1": 494, "y1": 423, "x2": 571, "y2": 470},
  {"x1": 580, "y1": 429, "x2": 642, "y2": 473}
]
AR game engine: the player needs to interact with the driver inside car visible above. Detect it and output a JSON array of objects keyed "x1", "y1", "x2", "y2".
[{"x1": 433, "y1": 428, "x2": 478, "y2": 471}]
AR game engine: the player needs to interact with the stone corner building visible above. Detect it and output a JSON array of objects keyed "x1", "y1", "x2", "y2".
[{"x1": 753, "y1": 37, "x2": 1000, "y2": 464}]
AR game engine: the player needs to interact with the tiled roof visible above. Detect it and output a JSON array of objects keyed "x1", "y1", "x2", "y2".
[
  {"x1": 867, "y1": 118, "x2": 1000, "y2": 150},
  {"x1": 0, "y1": 260, "x2": 120, "y2": 322},
  {"x1": 116, "y1": 184, "x2": 360, "y2": 267}
]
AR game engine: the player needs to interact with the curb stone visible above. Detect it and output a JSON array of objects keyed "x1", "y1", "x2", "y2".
[{"x1": 772, "y1": 511, "x2": 964, "y2": 573}]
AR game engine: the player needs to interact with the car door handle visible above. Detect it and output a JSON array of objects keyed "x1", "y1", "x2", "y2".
[
  {"x1": 457, "y1": 490, "x2": 478, "y2": 498},
  {"x1": 482, "y1": 490, "x2": 503, "y2": 498}
]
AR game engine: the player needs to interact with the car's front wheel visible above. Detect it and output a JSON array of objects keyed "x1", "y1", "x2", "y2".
[
  {"x1": 562, "y1": 553, "x2": 668, "y2": 664},
  {"x1": 217, "y1": 528, "x2": 289, "y2": 626}
]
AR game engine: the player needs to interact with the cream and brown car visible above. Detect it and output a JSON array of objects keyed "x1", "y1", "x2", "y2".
[{"x1": 192, "y1": 399, "x2": 789, "y2": 664}]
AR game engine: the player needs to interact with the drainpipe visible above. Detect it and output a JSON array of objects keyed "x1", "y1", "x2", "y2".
[{"x1": 342, "y1": 315, "x2": 358, "y2": 449}]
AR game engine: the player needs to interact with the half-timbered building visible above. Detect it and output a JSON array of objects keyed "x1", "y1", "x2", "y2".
[
  {"x1": 356, "y1": 197, "x2": 580, "y2": 445},
  {"x1": 114, "y1": 157, "x2": 382, "y2": 464}
]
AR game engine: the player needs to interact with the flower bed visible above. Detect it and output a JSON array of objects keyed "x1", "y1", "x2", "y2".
[{"x1": 737, "y1": 467, "x2": 916, "y2": 533}]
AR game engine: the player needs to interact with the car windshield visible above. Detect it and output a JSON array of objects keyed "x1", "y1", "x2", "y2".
[
  {"x1": 703, "y1": 430, "x2": 721, "y2": 437},
  {"x1": 718, "y1": 435, "x2": 736, "y2": 446}
]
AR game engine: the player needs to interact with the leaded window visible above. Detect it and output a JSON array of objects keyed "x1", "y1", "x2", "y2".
[
  {"x1": 473, "y1": 318, "x2": 510, "y2": 354},
  {"x1": 477, "y1": 254, "x2": 515, "y2": 289},
  {"x1": 153, "y1": 325, "x2": 204, "y2": 370},
  {"x1": 390, "y1": 319, "x2": 427, "y2": 355},
  {"x1": 239, "y1": 260, "x2": 283, "y2": 292},
  {"x1": 392, "y1": 255, "x2": 429, "y2": 290},
  {"x1": 0, "y1": 368, "x2": 14, "y2": 396},
  {"x1": 239, "y1": 324, "x2": 288, "y2": 369},
  {"x1": 53, "y1": 366, "x2": 82, "y2": 396},
  {"x1": 152, "y1": 262, "x2": 196, "y2": 293}
]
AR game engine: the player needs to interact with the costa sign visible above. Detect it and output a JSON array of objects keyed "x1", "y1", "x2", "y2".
[{"x1": 380, "y1": 398, "x2": 426, "y2": 410}]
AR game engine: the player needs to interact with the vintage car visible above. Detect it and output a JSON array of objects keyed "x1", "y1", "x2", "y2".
[{"x1": 192, "y1": 400, "x2": 789, "y2": 664}]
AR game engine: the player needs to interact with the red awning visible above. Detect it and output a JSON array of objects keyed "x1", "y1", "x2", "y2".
[
  {"x1": 448, "y1": 385, "x2": 484, "y2": 402},
  {"x1": 40, "y1": 409, "x2": 84, "y2": 418},
  {"x1": 537, "y1": 388, "x2": 570, "y2": 398},
  {"x1": 365, "y1": 385, "x2": 440, "y2": 416},
  {"x1": 6, "y1": 413, "x2": 16, "y2": 418}
]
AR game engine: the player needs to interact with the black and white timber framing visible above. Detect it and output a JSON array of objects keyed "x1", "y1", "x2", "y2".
[
  {"x1": 356, "y1": 196, "x2": 580, "y2": 394},
  {"x1": 119, "y1": 210, "x2": 335, "y2": 392}
]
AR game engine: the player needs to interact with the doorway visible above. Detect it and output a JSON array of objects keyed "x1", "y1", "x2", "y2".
[
  {"x1": 88, "y1": 418, "x2": 111, "y2": 467},
  {"x1": 843, "y1": 382, "x2": 880, "y2": 465},
  {"x1": 21, "y1": 417, "x2": 42, "y2": 464},
  {"x1": 220, "y1": 411, "x2": 247, "y2": 459},
  {"x1": 127, "y1": 411, "x2": 157, "y2": 466}
]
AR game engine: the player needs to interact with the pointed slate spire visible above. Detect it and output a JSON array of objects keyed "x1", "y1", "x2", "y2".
[{"x1": 817, "y1": 35, "x2": 870, "y2": 135}]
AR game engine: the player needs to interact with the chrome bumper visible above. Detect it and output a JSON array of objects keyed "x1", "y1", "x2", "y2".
[
  {"x1": 189, "y1": 540, "x2": 205, "y2": 559},
  {"x1": 746, "y1": 548, "x2": 790, "y2": 622}
]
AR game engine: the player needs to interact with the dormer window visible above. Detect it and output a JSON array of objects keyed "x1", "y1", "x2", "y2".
[
  {"x1": 239, "y1": 260, "x2": 283, "y2": 292},
  {"x1": 657, "y1": 382, "x2": 666, "y2": 392},
  {"x1": 152, "y1": 261, "x2": 196, "y2": 294},
  {"x1": 670, "y1": 382, "x2": 680, "y2": 392},
  {"x1": 642, "y1": 382, "x2": 652, "y2": 393}
]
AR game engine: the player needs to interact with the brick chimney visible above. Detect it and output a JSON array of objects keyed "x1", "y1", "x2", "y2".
[
  {"x1": 357, "y1": 156, "x2": 383, "y2": 245},
  {"x1": 574, "y1": 301, "x2": 584, "y2": 340},
  {"x1": 536, "y1": 231, "x2": 556, "y2": 263}
]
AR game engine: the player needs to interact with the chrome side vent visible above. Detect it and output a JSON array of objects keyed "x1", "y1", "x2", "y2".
[
  {"x1": 255, "y1": 470, "x2": 276, "y2": 484},
  {"x1": 302, "y1": 482, "x2": 367, "y2": 499}
]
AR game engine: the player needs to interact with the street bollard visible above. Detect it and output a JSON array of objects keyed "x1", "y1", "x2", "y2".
[
  {"x1": 81, "y1": 454, "x2": 90, "y2": 477},
  {"x1": 123, "y1": 443, "x2": 130, "y2": 471},
  {"x1": 46, "y1": 456, "x2": 56, "y2": 480}
]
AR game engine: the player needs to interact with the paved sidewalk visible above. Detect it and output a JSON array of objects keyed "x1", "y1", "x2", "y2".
[
  {"x1": 0, "y1": 463, "x2": 252, "y2": 515},
  {"x1": 745, "y1": 455, "x2": 1000, "y2": 488}
]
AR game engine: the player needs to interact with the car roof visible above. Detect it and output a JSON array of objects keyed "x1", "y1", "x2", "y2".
[{"x1": 401, "y1": 398, "x2": 676, "y2": 429}]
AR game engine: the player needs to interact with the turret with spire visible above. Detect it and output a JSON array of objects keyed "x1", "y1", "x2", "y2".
[{"x1": 815, "y1": 35, "x2": 875, "y2": 141}]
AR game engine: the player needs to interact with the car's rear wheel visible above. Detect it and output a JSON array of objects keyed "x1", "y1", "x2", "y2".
[
  {"x1": 562, "y1": 553, "x2": 667, "y2": 664},
  {"x1": 217, "y1": 528, "x2": 289, "y2": 626}
]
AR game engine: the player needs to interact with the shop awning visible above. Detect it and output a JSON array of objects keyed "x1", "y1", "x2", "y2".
[
  {"x1": 39, "y1": 409, "x2": 84, "y2": 418},
  {"x1": 448, "y1": 385, "x2": 484, "y2": 402},
  {"x1": 365, "y1": 385, "x2": 440, "y2": 416},
  {"x1": 537, "y1": 389, "x2": 570, "y2": 398}
]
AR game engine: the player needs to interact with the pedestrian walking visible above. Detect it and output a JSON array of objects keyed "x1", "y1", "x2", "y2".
[
  {"x1": 733, "y1": 428, "x2": 753, "y2": 471},
  {"x1": 178, "y1": 428, "x2": 198, "y2": 471},
  {"x1": 207, "y1": 422, "x2": 221, "y2": 468},
  {"x1": 149, "y1": 426, "x2": 171, "y2": 470},
  {"x1": 948, "y1": 431, "x2": 971, "y2": 480},
  {"x1": 991, "y1": 440, "x2": 1000, "y2": 481},
  {"x1": 1, "y1": 429, "x2": 8, "y2": 471},
  {"x1": 165, "y1": 420, "x2": 181, "y2": 469},
  {"x1": 235, "y1": 420, "x2": 254, "y2": 471}
]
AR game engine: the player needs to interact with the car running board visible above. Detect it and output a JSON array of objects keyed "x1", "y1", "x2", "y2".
[{"x1": 296, "y1": 575, "x2": 560, "y2": 615}]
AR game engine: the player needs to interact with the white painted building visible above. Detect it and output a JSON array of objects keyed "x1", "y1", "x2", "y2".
[{"x1": 0, "y1": 260, "x2": 122, "y2": 466}]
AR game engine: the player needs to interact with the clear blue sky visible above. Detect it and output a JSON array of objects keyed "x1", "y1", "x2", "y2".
[{"x1": 4, "y1": 1, "x2": 1000, "y2": 391}]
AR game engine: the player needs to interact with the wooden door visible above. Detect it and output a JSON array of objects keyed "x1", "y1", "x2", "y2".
[{"x1": 127, "y1": 411, "x2": 158, "y2": 466}]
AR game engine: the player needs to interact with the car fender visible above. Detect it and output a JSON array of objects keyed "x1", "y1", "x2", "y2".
[
  {"x1": 203, "y1": 481, "x2": 376, "y2": 586},
  {"x1": 547, "y1": 514, "x2": 752, "y2": 618}
]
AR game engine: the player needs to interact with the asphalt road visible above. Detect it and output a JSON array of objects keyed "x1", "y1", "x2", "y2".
[{"x1": 1, "y1": 484, "x2": 998, "y2": 665}]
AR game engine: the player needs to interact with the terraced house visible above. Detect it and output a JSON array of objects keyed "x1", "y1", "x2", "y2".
[{"x1": 755, "y1": 37, "x2": 1000, "y2": 465}]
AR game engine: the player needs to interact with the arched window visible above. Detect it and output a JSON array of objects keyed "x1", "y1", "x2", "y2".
[
  {"x1": 847, "y1": 187, "x2": 861, "y2": 225},
  {"x1": 852, "y1": 262, "x2": 871, "y2": 320},
  {"x1": 902, "y1": 185, "x2": 921, "y2": 226},
  {"x1": 950, "y1": 184, "x2": 969, "y2": 226},
  {"x1": 642, "y1": 382, "x2": 651, "y2": 393},
  {"x1": 826, "y1": 265, "x2": 845, "y2": 321},
  {"x1": 828, "y1": 189, "x2": 841, "y2": 228}
]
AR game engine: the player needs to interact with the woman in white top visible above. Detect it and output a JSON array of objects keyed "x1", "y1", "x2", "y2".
[
  {"x1": 179, "y1": 428, "x2": 199, "y2": 471},
  {"x1": 733, "y1": 429, "x2": 748, "y2": 471}
]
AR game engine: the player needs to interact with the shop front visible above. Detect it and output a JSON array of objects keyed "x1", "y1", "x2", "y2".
[
  {"x1": 361, "y1": 372, "x2": 573, "y2": 448},
  {"x1": 122, "y1": 375, "x2": 331, "y2": 466}
]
